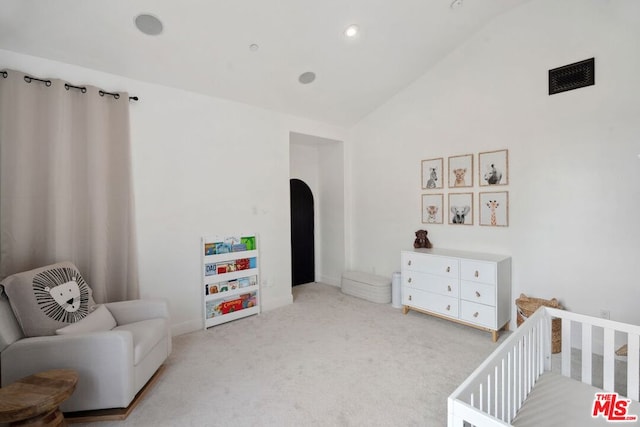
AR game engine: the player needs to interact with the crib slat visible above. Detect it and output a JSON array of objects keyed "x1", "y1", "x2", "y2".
[
  {"x1": 561, "y1": 318, "x2": 572, "y2": 377},
  {"x1": 603, "y1": 328, "x2": 615, "y2": 392},
  {"x1": 516, "y1": 339, "x2": 521, "y2": 411},
  {"x1": 494, "y1": 365, "x2": 498, "y2": 417},
  {"x1": 501, "y1": 358, "x2": 506, "y2": 421},
  {"x1": 582, "y1": 324, "x2": 592, "y2": 384},
  {"x1": 507, "y1": 351, "x2": 512, "y2": 421},
  {"x1": 628, "y1": 334, "x2": 639, "y2": 401}
]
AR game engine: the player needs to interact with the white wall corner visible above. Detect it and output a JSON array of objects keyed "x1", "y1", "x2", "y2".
[{"x1": 261, "y1": 292, "x2": 294, "y2": 312}]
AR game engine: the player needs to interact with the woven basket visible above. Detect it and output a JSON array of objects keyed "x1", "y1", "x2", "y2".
[{"x1": 516, "y1": 293, "x2": 563, "y2": 354}]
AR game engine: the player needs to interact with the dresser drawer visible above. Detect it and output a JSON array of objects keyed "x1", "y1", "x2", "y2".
[
  {"x1": 403, "y1": 271, "x2": 458, "y2": 298},
  {"x1": 460, "y1": 300, "x2": 496, "y2": 329},
  {"x1": 460, "y1": 260, "x2": 496, "y2": 284},
  {"x1": 402, "y1": 252, "x2": 458, "y2": 278},
  {"x1": 403, "y1": 288, "x2": 458, "y2": 318},
  {"x1": 460, "y1": 281, "x2": 496, "y2": 306}
]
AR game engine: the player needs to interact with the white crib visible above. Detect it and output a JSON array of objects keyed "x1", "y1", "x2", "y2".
[{"x1": 448, "y1": 307, "x2": 640, "y2": 426}]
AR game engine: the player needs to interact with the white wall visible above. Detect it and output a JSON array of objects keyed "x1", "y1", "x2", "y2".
[
  {"x1": 317, "y1": 140, "x2": 345, "y2": 285},
  {"x1": 289, "y1": 138, "x2": 320, "y2": 280},
  {"x1": 290, "y1": 133, "x2": 345, "y2": 286},
  {"x1": 0, "y1": 49, "x2": 346, "y2": 335},
  {"x1": 347, "y1": 0, "x2": 640, "y2": 325}
]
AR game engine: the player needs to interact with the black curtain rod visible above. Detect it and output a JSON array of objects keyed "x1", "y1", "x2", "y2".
[
  {"x1": 99, "y1": 89, "x2": 138, "y2": 102},
  {"x1": 0, "y1": 71, "x2": 139, "y2": 101}
]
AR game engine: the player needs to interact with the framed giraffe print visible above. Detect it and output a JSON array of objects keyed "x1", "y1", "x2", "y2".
[
  {"x1": 421, "y1": 193, "x2": 443, "y2": 224},
  {"x1": 448, "y1": 154, "x2": 473, "y2": 188},
  {"x1": 421, "y1": 157, "x2": 443, "y2": 189},
  {"x1": 479, "y1": 191, "x2": 509, "y2": 227}
]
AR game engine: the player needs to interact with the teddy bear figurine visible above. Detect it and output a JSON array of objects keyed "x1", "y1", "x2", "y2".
[{"x1": 413, "y1": 229, "x2": 433, "y2": 249}]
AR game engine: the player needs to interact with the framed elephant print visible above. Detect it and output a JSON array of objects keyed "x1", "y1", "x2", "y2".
[
  {"x1": 448, "y1": 193, "x2": 473, "y2": 225},
  {"x1": 421, "y1": 157, "x2": 443, "y2": 190}
]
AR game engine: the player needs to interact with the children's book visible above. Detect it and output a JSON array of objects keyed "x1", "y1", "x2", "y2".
[
  {"x1": 215, "y1": 242, "x2": 231, "y2": 254},
  {"x1": 205, "y1": 263, "x2": 216, "y2": 276},
  {"x1": 241, "y1": 236, "x2": 256, "y2": 251},
  {"x1": 204, "y1": 243, "x2": 216, "y2": 255}
]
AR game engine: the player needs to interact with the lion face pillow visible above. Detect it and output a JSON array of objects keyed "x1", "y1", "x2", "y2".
[{"x1": 0, "y1": 262, "x2": 95, "y2": 337}]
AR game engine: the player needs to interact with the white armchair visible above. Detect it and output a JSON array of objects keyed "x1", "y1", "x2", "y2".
[{"x1": 0, "y1": 264, "x2": 171, "y2": 413}]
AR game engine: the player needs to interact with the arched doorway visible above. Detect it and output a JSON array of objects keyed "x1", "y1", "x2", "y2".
[{"x1": 290, "y1": 179, "x2": 315, "y2": 286}]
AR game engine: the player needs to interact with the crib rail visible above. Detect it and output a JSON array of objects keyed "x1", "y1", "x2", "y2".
[
  {"x1": 548, "y1": 307, "x2": 640, "y2": 401},
  {"x1": 448, "y1": 307, "x2": 550, "y2": 426},
  {"x1": 448, "y1": 307, "x2": 640, "y2": 427}
]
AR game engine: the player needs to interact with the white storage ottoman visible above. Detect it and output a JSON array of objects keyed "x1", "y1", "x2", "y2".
[{"x1": 341, "y1": 271, "x2": 391, "y2": 304}]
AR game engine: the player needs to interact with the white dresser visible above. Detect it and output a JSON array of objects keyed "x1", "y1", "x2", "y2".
[{"x1": 401, "y1": 248, "x2": 511, "y2": 342}]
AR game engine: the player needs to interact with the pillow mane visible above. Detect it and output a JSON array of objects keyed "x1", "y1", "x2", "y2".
[{"x1": 0, "y1": 262, "x2": 96, "y2": 337}]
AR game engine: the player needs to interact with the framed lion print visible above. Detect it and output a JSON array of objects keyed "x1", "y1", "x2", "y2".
[{"x1": 448, "y1": 154, "x2": 473, "y2": 188}]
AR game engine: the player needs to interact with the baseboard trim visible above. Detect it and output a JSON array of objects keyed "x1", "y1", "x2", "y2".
[
  {"x1": 319, "y1": 275, "x2": 341, "y2": 287},
  {"x1": 64, "y1": 364, "x2": 166, "y2": 423},
  {"x1": 261, "y1": 292, "x2": 293, "y2": 312},
  {"x1": 171, "y1": 318, "x2": 203, "y2": 336}
]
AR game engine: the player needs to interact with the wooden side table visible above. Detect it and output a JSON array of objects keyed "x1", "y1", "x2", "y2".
[{"x1": 0, "y1": 369, "x2": 78, "y2": 426}]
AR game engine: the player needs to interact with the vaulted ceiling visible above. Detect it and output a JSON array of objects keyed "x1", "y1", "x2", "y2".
[{"x1": 0, "y1": 0, "x2": 530, "y2": 126}]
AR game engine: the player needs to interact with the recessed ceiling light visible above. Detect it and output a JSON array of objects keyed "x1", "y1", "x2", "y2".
[
  {"x1": 135, "y1": 14, "x2": 163, "y2": 36},
  {"x1": 249, "y1": 44, "x2": 259, "y2": 52},
  {"x1": 298, "y1": 72, "x2": 316, "y2": 85},
  {"x1": 344, "y1": 24, "x2": 359, "y2": 38}
]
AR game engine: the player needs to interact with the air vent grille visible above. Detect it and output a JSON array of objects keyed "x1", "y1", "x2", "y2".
[{"x1": 549, "y1": 58, "x2": 595, "y2": 95}]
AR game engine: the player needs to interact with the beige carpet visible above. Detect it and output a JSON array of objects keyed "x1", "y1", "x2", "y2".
[{"x1": 76, "y1": 283, "x2": 506, "y2": 426}]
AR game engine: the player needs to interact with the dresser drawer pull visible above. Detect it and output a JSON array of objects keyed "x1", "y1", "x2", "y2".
[
  {"x1": 408, "y1": 260, "x2": 412, "y2": 266},
  {"x1": 408, "y1": 277, "x2": 412, "y2": 283},
  {"x1": 446, "y1": 305, "x2": 451, "y2": 311},
  {"x1": 475, "y1": 270, "x2": 479, "y2": 278},
  {"x1": 475, "y1": 291, "x2": 481, "y2": 298},
  {"x1": 446, "y1": 266, "x2": 451, "y2": 273},
  {"x1": 473, "y1": 312, "x2": 479, "y2": 318},
  {"x1": 447, "y1": 285, "x2": 452, "y2": 292}
]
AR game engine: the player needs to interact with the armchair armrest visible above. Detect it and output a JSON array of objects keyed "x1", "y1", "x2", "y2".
[
  {"x1": 105, "y1": 299, "x2": 169, "y2": 325},
  {"x1": 1, "y1": 331, "x2": 135, "y2": 410}
]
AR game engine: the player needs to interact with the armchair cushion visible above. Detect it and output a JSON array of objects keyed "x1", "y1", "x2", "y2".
[
  {"x1": 0, "y1": 262, "x2": 96, "y2": 337},
  {"x1": 56, "y1": 305, "x2": 116, "y2": 335},
  {"x1": 113, "y1": 318, "x2": 168, "y2": 365}
]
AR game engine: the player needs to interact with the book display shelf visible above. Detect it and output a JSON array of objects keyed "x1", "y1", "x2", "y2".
[{"x1": 201, "y1": 234, "x2": 260, "y2": 328}]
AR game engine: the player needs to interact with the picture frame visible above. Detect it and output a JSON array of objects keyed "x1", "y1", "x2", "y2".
[
  {"x1": 421, "y1": 157, "x2": 444, "y2": 190},
  {"x1": 479, "y1": 191, "x2": 509, "y2": 227},
  {"x1": 421, "y1": 193, "x2": 444, "y2": 224},
  {"x1": 479, "y1": 149, "x2": 509, "y2": 186},
  {"x1": 448, "y1": 193, "x2": 474, "y2": 225},
  {"x1": 448, "y1": 154, "x2": 473, "y2": 188}
]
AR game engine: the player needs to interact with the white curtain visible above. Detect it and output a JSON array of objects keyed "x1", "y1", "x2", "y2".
[{"x1": 0, "y1": 69, "x2": 138, "y2": 302}]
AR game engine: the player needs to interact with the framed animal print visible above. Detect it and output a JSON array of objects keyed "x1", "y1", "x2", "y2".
[
  {"x1": 479, "y1": 191, "x2": 509, "y2": 227},
  {"x1": 422, "y1": 193, "x2": 443, "y2": 224},
  {"x1": 421, "y1": 157, "x2": 443, "y2": 190},
  {"x1": 448, "y1": 193, "x2": 473, "y2": 225},
  {"x1": 448, "y1": 154, "x2": 473, "y2": 188},
  {"x1": 479, "y1": 149, "x2": 508, "y2": 186}
]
